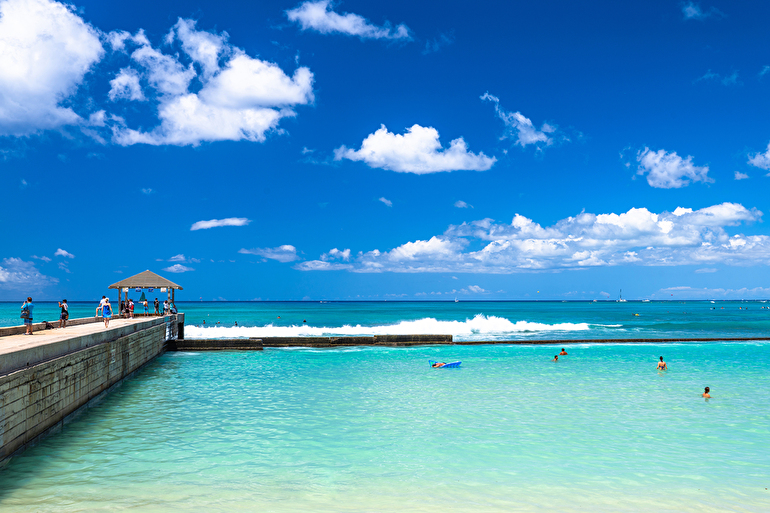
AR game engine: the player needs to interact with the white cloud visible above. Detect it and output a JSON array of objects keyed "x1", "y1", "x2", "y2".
[
  {"x1": 465, "y1": 285, "x2": 487, "y2": 294},
  {"x1": 239, "y1": 245, "x2": 299, "y2": 262},
  {"x1": 335, "y1": 124, "x2": 496, "y2": 174},
  {"x1": 163, "y1": 264, "x2": 194, "y2": 273},
  {"x1": 190, "y1": 217, "x2": 251, "y2": 230},
  {"x1": 454, "y1": 200, "x2": 472, "y2": 209},
  {"x1": 657, "y1": 286, "x2": 770, "y2": 299},
  {"x1": 31, "y1": 255, "x2": 52, "y2": 262},
  {"x1": 734, "y1": 171, "x2": 749, "y2": 180},
  {"x1": 0, "y1": 0, "x2": 104, "y2": 136},
  {"x1": 298, "y1": 203, "x2": 766, "y2": 273},
  {"x1": 58, "y1": 261, "x2": 71, "y2": 273},
  {"x1": 748, "y1": 142, "x2": 770, "y2": 172},
  {"x1": 682, "y1": 2, "x2": 724, "y2": 21},
  {"x1": 760, "y1": 66, "x2": 770, "y2": 78},
  {"x1": 481, "y1": 93, "x2": 557, "y2": 149},
  {"x1": 294, "y1": 260, "x2": 352, "y2": 271},
  {"x1": 110, "y1": 19, "x2": 314, "y2": 147},
  {"x1": 168, "y1": 254, "x2": 186, "y2": 262},
  {"x1": 636, "y1": 148, "x2": 712, "y2": 188},
  {"x1": 108, "y1": 67, "x2": 145, "y2": 101},
  {"x1": 286, "y1": 0, "x2": 411, "y2": 40},
  {"x1": 0, "y1": 257, "x2": 58, "y2": 290},
  {"x1": 694, "y1": 268, "x2": 717, "y2": 273},
  {"x1": 379, "y1": 197, "x2": 393, "y2": 207},
  {"x1": 54, "y1": 248, "x2": 74, "y2": 258},
  {"x1": 321, "y1": 248, "x2": 351, "y2": 261},
  {"x1": 141, "y1": 188, "x2": 154, "y2": 194}
]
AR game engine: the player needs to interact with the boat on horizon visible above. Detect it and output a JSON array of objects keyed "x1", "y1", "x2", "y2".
[{"x1": 617, "y1": 290, "x2": 627, "y2": 303}]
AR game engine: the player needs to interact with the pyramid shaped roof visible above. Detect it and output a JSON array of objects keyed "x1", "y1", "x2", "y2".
[{"x1": 108, "y1": 270, "x2": 183, "y2": 290}]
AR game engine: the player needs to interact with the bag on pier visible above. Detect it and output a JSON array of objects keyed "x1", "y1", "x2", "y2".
[{"x1": 20, "y1": 308, "x2": 30, "y2": 319}]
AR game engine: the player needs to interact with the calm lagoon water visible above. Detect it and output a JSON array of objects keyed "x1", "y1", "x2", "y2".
[{"x1": 1, "y1": 341, "x2": 769, "y2": 512}]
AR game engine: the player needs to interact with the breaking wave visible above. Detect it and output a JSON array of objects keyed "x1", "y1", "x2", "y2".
[{"x1": 184, "y1": 314, "x2": 617, "y2": 341}]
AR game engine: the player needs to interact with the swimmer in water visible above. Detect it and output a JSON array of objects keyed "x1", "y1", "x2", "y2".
[
  {"x1": 702, "y1": 387, "x2": 711, "y2": 398},
  {"x1": 552, "y1": 355, "x2": 559, "y2": 362},
  {"x1": 432, "y1": 362, "x2": 446, "y2": 368},
  {"x1": 559, "y1": 348, "x2": 568, "y2": 355},
  {"x1": 657, "y1": 356, "x2": 667, "y2": 371}
]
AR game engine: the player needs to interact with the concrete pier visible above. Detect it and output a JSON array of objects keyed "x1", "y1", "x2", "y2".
[{"x1": 0, "y1": 314, "x2": 183, "y2": 466}]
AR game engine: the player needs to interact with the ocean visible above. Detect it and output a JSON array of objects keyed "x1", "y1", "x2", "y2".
[
  {"x1": 0, "y1": 302, "x2": 768, "y2": 511},
  {"x1": 3, "y1": 300, "x2": 769, "y2": 341}
]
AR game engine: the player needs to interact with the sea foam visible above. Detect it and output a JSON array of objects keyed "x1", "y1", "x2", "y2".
[{"x1": 184, "y1": 314, "x2": 603, "y2": 341}]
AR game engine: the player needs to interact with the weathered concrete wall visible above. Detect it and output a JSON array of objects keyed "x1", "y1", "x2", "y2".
[{"x1": 0, "y1": 314, "x2": 183, "y2": 466}]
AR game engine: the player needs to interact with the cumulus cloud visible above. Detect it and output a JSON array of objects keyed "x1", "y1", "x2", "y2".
[
  {"x1": 481, "y1": 93, "x2": 558, "y2": 149},
  {"x1": 168, "y1": 254, "x2": 186, "y2": 262},
  {"x1": 54, "y1": 248, "x2": 75, "y2": 258},
  {"x1": 0, "y1": 0, "x2": 104, "y2": 136},
  {"x1": 335, "y1": 124, "x2": 496, "y2": 174},
  {"x1": 239, "y1": 245, "x2": 299, "y2": 262},
  {"x1": 109, "y1": 18, "x2": 314, "y2": 146},
  {"x1": 734, "y1": 171, "x2": 749, "y2": 180},
  {"x1": 636, "y1": 148, "x2": 713, "y2": 188},
  {"x1": 748, "y1": 142, "x2": 770, "y2": 173},
  {"x1": 682, "y1": 2, "x2": 725, "y2": 21},
  {"x1": 321, "y1": 248, "x2": 351, "y2": 261},
  {"x1": 163, "y1": 264, "x2": 194, "y2": 273},
  {"x1": 454, "y1": 200, "x2": 472, "y2": 209},
  {"x1": 286, "y1": 0, "x2": 411, "y2": 40},
  {"x1": 190, "y1": 217, "x2": 251, "y2": 230},
  {"x1": 0, "y1": 257, "x2": 59, "y2": 291},
  {"x1": 379, "y1": 197, "x2": 393, "y2": 207},
  {"x1": 297, "y1": 203, "x2": 766, "y2": 273},
  {"x1": 108, "y1": 67, "x2": 145, "y2": 101}
]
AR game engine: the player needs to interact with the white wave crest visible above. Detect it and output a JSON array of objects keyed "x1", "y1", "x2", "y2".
[{"x1": 184, "y1": 314, "x2": 597, "y2": 341}]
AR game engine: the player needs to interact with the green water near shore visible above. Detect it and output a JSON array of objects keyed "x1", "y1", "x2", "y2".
[{"x1": 0, "y1": 342, "x2": 768, "y2": 512}]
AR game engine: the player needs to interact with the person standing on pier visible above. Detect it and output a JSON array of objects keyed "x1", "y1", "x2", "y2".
[
  {"x1": 21, "y1": 297, "x2": 34, "y2": 335},
  {"x1": 154, "y1": 298, "x2": 160, "y2": 316},
  {"x1": 129, "y1": 299, "x2": 135, "y2": 319},
  {"x1": 143, "y1": 299, "x2": 149, "y2": 316},
  {"x1": 58, "y1": 299, "x2": 69, "y2": 328},
  {"x1": 102, "y1": 299, "x2": 113, "y2": 327}
]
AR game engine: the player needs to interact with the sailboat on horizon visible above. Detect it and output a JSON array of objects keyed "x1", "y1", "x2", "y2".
[{"x1": 617, "y1": 289, "x2": 627, "y2": 303}]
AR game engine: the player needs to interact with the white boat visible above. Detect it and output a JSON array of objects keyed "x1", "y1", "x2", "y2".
[
  {"x1": 642, "y1": 299, "x2": 650, "y2": 303},
  {"x1": 617, "y1": 290, "x2": 627, "y2": 303},
  {"x1": 454, "y1": 298, "x2": 459, "y2": 303}
]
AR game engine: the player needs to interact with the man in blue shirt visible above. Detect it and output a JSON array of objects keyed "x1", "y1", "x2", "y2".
[{"x1": 22, "y1": 297, "x2": 34, "y2": 335}]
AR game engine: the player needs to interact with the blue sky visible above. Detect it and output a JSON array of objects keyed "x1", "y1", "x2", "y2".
[{"x1": 2, "y1": 0, "x2": 770, "y2": 301}]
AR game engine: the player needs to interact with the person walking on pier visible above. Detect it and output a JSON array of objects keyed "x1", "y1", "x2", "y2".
[
  {"x1": 21, "y1": 297, "x2": 34, "y2": 335},
  {"x1": 102, "y1": 299, "x2": 113, "y2": 327}
]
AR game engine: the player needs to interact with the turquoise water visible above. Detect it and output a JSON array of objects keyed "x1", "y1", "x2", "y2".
[
  {"x1": 1, "y1": 342, "x2": 769, "y2": 512},
  {"x1": 4, "y1": 300, "x2": 770, "y2": 341}
]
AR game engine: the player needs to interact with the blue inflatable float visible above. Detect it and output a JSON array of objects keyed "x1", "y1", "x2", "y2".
[{"x1": 429, "y1": 360, "x2": 462, "y2": 368}]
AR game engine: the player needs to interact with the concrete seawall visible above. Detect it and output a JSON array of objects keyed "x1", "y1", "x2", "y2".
[
  {"x1": 0, "y1": 314, "x2": 183, "y2": 466},
  {"x1": 169, "y1": 334, "x2": 453, "y2": 350}
]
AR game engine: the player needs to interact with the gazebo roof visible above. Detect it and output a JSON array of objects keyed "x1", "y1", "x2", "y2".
[{"x1": 108, "y1": 270, "x2": 183, "y2": 290}]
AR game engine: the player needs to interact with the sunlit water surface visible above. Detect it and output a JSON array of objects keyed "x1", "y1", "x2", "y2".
[{"x1": 1, "y1": 342, "x2": 769, "y2": 512}]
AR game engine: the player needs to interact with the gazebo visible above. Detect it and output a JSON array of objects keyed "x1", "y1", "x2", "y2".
[{"x1": 109, "y1": 270, "x2": 183, "y2": 312}]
